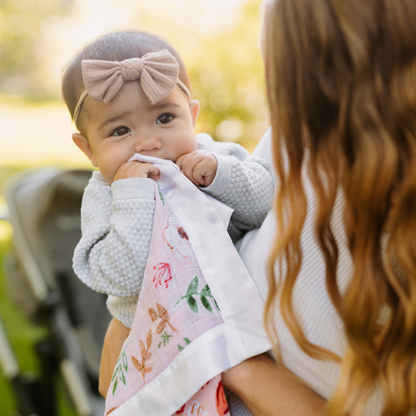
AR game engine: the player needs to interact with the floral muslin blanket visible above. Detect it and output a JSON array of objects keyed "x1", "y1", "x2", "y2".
[{"x1": 105, "y1": 155, "x2": 271, "y2": 416}]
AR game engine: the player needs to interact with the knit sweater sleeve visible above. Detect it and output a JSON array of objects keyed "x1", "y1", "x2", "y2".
[
  {"x1": 197, "y1": 134, "x2": 274, "y2": 242},
  {"x1": 72, "y1": 173, "x2": 155, "y2": 297},
  {"x1": 106, "y1": 295, "x2": 139, "y2": 328}
]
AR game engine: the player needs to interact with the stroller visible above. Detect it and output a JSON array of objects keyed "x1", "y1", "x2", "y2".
[{"x1": 0, "y1": 167, "x2": 112, "y2": 416}]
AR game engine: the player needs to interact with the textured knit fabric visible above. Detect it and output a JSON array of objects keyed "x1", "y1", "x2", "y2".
[
  {"x1": 73, "y1": 133, "x2": 274, "y2": 328},
  {"x1": 234, "y1": 128, "x2": 386, "y2": 416}
]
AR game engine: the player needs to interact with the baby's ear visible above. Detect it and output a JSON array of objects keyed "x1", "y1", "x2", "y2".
[
  {"x1": 72, "y1": 133, "x2": 98, "y2": 167},
  {"x1": 189, "y1": 99, "x2": 200, "y2": 129}
]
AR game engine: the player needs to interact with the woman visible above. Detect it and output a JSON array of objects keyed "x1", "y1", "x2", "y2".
[
  {"x1": 223, "y1": 0, "x2": 416, "y2": 415},
  {"x1": 100, "y1": 0, "x2": 416, "y2": 414}
]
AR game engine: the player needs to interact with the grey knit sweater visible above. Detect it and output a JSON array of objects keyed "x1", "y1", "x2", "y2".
[{"x1": 73, "y1": 134, "x2": 274, "y2": 328}]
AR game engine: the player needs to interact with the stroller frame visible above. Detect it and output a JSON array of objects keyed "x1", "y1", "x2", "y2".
[{"x1": 0, "y1": 166, "x2": 111, "y2": 416}]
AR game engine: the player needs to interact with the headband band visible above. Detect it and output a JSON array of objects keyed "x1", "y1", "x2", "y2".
[{"x1": 73, "y1": 49, "x2": 191, "y2": 127}]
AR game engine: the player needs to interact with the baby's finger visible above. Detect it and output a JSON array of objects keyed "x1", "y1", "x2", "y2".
[
  {"x1": 148, "y1": 170, "x2": 161, "y2": 181},
  {"x1": 114, "y1": 162, "x2": 159, "y2": 181},
  {"x1": 192, "y1": 161, "x2": 209, "y2": 186},
  {"x1": 176, "y1": 153, "x2": 193, "y2": 171},
  {"x1": 175, "y1": 154, "x2": 186, "y2": 169},
  {"x1": 132, "y1": 163, "x2": 160, "y2": 179},
  {"x1": 181, "y1": 157, "x2": 202, "y2": 184},
  {"x1": 143, "y1": 164, "x2": 160, "y2": 180}
]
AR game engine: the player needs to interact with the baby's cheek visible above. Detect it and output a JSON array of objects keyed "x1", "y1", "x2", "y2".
[{"x1": 99, "y1": 162, "x2": 118, "y2": 185}]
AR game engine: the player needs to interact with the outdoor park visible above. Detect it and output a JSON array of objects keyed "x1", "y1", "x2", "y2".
[{"x1": 0, "y1": 0, "x2": 267, "y2": 414}]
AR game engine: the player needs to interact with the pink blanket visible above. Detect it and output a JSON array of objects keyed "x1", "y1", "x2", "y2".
[{"x1": 104, "y1": 155, "x2": 270, "y2": 416}]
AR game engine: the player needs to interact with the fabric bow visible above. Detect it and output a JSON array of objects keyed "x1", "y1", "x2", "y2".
[{"x1": 81, "y1": 49, "x2": 182, "y2": 105}]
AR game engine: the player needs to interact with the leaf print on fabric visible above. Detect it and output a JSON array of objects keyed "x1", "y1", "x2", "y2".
[
  {"x1": 110, "y1": 340, "x2": 132, "y2": 395},
  {"x1": 153, "y1": 262, "x2": 173, "y2": 289},
  {"x1": 177, "y1": 337, "x2": 191, "y2": 352},
  {"x1": 163, "y1": 213, "x2": 192, "y2": 258},
  {"x1": 201, "y1": 285, "x2": 220, "y2": 311},
  {"x1": 176, "y1": 277, "x2": 220, "y2": 313},
  {"x1": 200, "y1": 295, "x2": 212, "y2": 312},
  {"x1": 191, "y1": 402, "x2": 210, "y2": 416},
  {"x1": 158, "y1": 330, "x2": 173, "y2": 348},
  {"x1": 187, "y1": 295, "x2": 198, "y2": 312},
  {"x1": 157, "y1": 186, "x2": 165, "y2": 206},
  {"x1": 149, "y1": 303, "x2": 178, "y2": 333},
  {"x1": 131, "y1": 329, "x2": 153, "y2": 383},
  {"x1": 186, "y1": 276, "x2": 199, "y2": 295}
]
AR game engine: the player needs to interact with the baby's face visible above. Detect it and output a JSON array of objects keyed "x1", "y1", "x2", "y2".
[{"x1": 73, "y1": 81, "x2": 199, "y2": 184}]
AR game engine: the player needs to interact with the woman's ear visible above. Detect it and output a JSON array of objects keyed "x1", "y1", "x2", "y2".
[
  {"x1": 72, "y1": 133, "x2": 98, "y2": 167},
  {"x1": 189, "y1": 99, "x2": 200, "y2": 129}
]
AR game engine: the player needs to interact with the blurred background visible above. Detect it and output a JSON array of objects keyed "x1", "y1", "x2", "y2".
[{"x1": 0, "y1": 0, "x2": 266, "y2": 414}]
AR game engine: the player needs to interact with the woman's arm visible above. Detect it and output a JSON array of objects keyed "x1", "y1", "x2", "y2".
[
  {"x1": 222, "y1": 354, "x2": 327, "y2": 416},
  {"x1": 98, "y1": 318, "x2": 130, "y2": 398}
]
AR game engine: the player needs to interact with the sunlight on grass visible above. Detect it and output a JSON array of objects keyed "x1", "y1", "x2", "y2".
[
  {"x1": 0, "y1": 222, "x2": 11, "y2": 242},
  {"x1": 0, "y1": 238, "x2": 79, "y2": 416},
  {"x1": 0, "y1": 96, "x2": 90, "y2": 168}
]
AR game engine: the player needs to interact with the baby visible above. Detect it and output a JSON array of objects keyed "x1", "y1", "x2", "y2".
[{"x1": 62, "y1": 30, "x2": 274, "y2": 330}]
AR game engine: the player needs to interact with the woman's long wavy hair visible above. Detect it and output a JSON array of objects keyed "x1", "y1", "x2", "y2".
[{"x1": 263, "y1": 0, "x2": 416, "y2": 415}]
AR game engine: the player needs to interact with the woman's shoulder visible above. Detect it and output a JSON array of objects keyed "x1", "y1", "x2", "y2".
[{"x1": 252, "y1": 128, "x2": 273, "y2": 163}]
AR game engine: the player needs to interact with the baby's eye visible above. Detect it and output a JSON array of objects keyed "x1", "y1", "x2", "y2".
[
  {"x1": 156, "y1": 113, "x2": 175, "y2": 125},
  {"x1": 111, "y1": 126, "x2": 130, "y2": 136}
]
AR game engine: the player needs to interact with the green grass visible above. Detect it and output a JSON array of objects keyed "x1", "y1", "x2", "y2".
[
  {"x1": 0, "y1": 239, "x2": 42, "y2": 415},
  {"x1": 0, "y1": 167, "x2": 79, "y2": 416}
]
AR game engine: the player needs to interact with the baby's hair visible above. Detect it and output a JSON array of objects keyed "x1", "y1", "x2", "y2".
[{"x1": 61, "y1": 30, "x2": 191, "y2": 121}]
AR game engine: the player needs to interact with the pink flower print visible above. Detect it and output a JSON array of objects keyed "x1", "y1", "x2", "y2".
[
  {"x1": 163, "y1": 213, "x2": 192, "y2": 258},
  {"x1": 153, "y1": 263, "x2": 173, "y2": 289}
]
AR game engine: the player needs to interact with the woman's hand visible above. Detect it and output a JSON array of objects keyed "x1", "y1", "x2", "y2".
[{"x1": 222, "y1": 354, "x2": 327, "y2": 416}]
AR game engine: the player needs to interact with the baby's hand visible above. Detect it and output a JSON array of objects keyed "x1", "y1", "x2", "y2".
[
  {"x1": 176, "y1": 150, "x2": 217, "y2": 187},
  {"x1": 113, "y1": 161, "x2": 160, "y2": 183}
]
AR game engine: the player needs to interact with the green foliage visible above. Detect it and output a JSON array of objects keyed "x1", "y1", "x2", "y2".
[
  {"x1": 0, "y1": 0, "x2": 267, "y2": 149},
  {"x1": 0, "y1": 0, "x2": 65, "y2": 89},
  {"x1": 187, "y1": 0, "x2": 267, "y2": 148}
]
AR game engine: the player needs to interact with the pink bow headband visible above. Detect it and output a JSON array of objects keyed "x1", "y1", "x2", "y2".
[{"x1": 73, "y1": 49, "x2": 191, "y2": 127}]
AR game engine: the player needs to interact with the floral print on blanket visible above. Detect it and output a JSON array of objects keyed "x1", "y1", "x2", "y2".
[
  {"x1": 131, "y1": 328, "x2": 153, "y2": 383},
  {"x1": 176, "y1": 276, "x2": 220, "y2": 313},
  {"x1": 163, "y1": 213, "x2": 192, "y2": 258},
  {"x1": 153, "y1": 262, "x2": 173, "y2": 289},
  {"x1": 174, "y1": 376, "x2": 229, "y2": 416},
  {"x1": 110, "y1": 340, "x2": 132, "y2": 395},
  {"x1": 104, "y1": 185, "x2": 227, "y2": 416}
]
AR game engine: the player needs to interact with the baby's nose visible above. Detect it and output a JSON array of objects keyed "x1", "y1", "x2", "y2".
[{"x1": 134, "y1": 134, "x2": 161, "y2": 152}]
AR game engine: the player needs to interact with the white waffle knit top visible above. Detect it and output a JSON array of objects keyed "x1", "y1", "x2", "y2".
[
  {"x1": 233, "y1": 128, "x2": 386, "y2": 416},
  {"x1": 73, "y1": 133, "x2": 274, "y2": 328}
]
